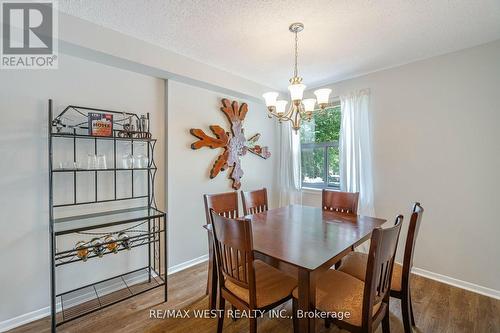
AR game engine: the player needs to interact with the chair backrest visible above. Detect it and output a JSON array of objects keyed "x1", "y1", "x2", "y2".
[
  {"x1": 203, "y1": 192, "x2": 239, "y2": 225},
  {"x1": 210, "y1": 210, "x2": 257, "y2": 305},
  {"x1": 322, "y1": 190, "x2": 359, "y2": 214},
  {"x1": 401, "y1": 202, "x2": 424, "y2": 292},
  {"x1": 362, "y1": 215, "x2": 403, "y2": 328},
  {"x1": 241, "y1": 188, "x2": 268, "y2": 215}
]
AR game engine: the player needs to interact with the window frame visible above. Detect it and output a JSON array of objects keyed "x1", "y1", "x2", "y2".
[{"x1": 300, "y1": 101, "x2": 342, "y2": 190}]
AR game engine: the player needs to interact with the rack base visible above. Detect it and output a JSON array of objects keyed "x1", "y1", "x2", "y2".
[{"x1": 56, "y1": 267, "x2": 165, "y2": 326}]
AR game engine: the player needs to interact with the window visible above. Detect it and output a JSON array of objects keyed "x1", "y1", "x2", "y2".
[{"x1": 300, "y1": 104, "x2": 341, "y2": 189}]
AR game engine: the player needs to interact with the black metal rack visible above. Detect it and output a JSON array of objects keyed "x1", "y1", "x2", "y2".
[{"x1": 48, "y1": 100, "x2": 167, "y2": 332}]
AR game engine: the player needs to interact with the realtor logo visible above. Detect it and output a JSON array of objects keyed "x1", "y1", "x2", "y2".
[{"x1": 1, "y1": 0, "x2": 58, "y2": 69}]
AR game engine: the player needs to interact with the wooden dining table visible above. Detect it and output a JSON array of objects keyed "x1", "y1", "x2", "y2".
[{"x1": 204, "y1": 204, "x2": 386, "y2": 333}]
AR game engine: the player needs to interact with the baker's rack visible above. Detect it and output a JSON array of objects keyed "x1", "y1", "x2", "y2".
[{"x1": 48, "y1": 100, "x2": 167, "y2": 332}]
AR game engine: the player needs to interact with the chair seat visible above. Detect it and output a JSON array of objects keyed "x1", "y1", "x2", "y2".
[
  {"x1": 292, "y1": 270, "x2": 381, "y2": 327},
  {"x1": 224, "y1": 260, "x2": 297, "y2": 308},
  {"x1": 338, "y1": 252, "x2": 403, "y2": 291}
]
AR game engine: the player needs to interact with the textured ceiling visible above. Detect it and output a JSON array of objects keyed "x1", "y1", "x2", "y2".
[{"x1": 59, "y1": 0, "x2": 500, "y2": 91}]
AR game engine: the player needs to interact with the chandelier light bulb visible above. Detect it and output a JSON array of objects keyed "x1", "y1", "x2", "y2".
[
  {"x1": 302, "y1": 98, "x2": 317, "y2": 112},
  {"x1": 314, "y1": 88, "x2": 332, "y2": 106},
  {"x1": 288, "y1": 83, "x2": 306, "y2": 102},
  {"x1": 262, "y1": 92, "x2": 279, "y2": 108},
  {"x1": 275, "y1": 100, "x2": 288, "y2": 116}
]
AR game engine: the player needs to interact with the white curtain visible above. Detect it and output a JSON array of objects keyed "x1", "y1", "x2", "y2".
[
  {"x1": 277, "y1": 121, "x2": 302, "y2": 206},
  {"x1": 340, "y1": 89, "x2": 375, "y2": 219}
]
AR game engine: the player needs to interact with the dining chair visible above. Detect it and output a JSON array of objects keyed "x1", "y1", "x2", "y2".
[
  {"x1": 204, "y1": 191, "x2": 239, "y2": 220},
  {"x1": 292, "y1": 215, "x2": 403, "y2": 333},
  {"x1": 338, "y1": 203, "x2": 424, "y2": 333},
  {"x1": 322, "y1": 189, "x2": 359, "y2": 214},
  {"x1": 203, "y1": 192, "x2": 239, "y2": 309},
  {"x1": 210, "y1": 210, "x2": 297, "y2": 333},
  {"x1": 241, "y1": 188, "x2": 268, "y2": 215},
  {"x1": 323, "y1": 190, "x2": 360, "y2": 268}
]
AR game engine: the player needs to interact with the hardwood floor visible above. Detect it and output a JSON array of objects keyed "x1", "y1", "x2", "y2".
[{"x1": 10, "y1": 262, "x2": 500, "y2": 333}]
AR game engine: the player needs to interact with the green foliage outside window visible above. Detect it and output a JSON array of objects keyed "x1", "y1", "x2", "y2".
[{"x1": 300, "y1": 106, "x2": 341, "y2": 187}]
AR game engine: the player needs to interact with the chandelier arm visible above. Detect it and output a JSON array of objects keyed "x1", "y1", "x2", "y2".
[
  {"x1": 294, "y1": 106, "x2": 301, "y2": 129},
  {"x1": 268, "y1": 109, "x2": 292, "y2": 122},
  {"x1": 284, "y1": 103, "x2": 295, "y2": 119}
]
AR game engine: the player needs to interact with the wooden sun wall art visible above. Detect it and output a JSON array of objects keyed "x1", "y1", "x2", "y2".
[{"x1": 190, "y1": 98, "x2": 271, "y2": 190}]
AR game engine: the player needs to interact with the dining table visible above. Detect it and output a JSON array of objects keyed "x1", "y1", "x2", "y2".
[{"x1": 204, "y1": 204, "x2": 386, "y2": 333}]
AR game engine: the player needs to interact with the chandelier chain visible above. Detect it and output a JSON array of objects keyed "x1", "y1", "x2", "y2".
[{"x1": 294, "y1": 30, "x2": 299, "y2": 78}]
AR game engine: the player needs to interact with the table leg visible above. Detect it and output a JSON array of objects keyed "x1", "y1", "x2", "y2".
[
  {"x1": 207, "y1": 230, "x2": 218, "y2": 310},
  {"x1": 297, "y1": 268, "x2": 316, "y2": 333}
]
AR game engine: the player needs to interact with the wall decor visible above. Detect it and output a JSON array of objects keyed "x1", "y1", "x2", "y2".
[{"x1": 190, "y1": 98, "x2": 271, "y2": 190}]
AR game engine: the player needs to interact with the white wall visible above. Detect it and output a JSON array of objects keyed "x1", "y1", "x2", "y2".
[
  {"x1": 167, "y1": 81, "x2": 278, "y2": 267},
  {"x1": 58, "y1": 12, "x2": 273, "y2": 100},
  {"x1": 303, "y1": 40, "x2": 500, "y2": 293},
  {"x1": 0, "y1": 54, "x2": 165, "y2": 326}
]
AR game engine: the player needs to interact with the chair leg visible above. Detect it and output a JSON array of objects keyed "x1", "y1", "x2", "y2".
[
  {"x1": 217, "y1": 296, "x2": 225, "y2": 333},
  {"x1": 249, "y1": 317, "x2": 257, "y2": 333},
  {"x1": 382, "y1": 311, "x2": 390, "y2": 333},
  {"x1": 409, "y1": 293, "x2": 416, "y2": 326},
  {"x1": 292, "y1": 298, "x2": 299, "y2": 333},
  {"x1": 401, "y1": 297, "x2": 413, "y2": 333},
  {"x1": 231, "y1": 305, "x2": 237, "y2": 321}
]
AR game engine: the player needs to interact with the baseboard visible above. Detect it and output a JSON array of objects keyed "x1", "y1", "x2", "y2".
[
  {"x1": 0, "y1": 255, "x2": 208, "y2": 332},
  {"x1": 411, "y1": 267, "x2": 500, "y2": 300},
  {"x1": 167, "y1": 254, "x2": 209, "y2": 275},
  {"x1": 0, "y1": 305, "x2": 50, "y2": 332}
]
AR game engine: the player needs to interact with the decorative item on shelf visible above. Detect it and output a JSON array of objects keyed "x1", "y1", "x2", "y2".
[
  {"x1": 75, "y1": 241, "x2": 89, "y2": 262},
  {"x1": 118, "y1": 232, "x2": 131, "y2": 250},
  {"x1": 189, "y1": 98, "x2": 271, "y2": 190},
  {"x1": 104, "y1": 235, "x2": 119, "y2": 253},
  {"x1": 134, "y1": 154, "x2": 149, "y2": 169},
  {"x1": 122, "y1": 153, "x2": 134, "y2": 169},
  {"x1": 58, "y1": 161, "x2": 81, "y2": 170},
  {"x1": 117, "y1": 113, "x2": 151, "y2": 139},
  {"x1": 96, "y1": 155, "x2": 107, "y2": 169},
  {"x1": 88, "y1": 112, "x2": 113, "y2": 137},
  {"x1": 91, "y1": 238, "x2": 105, "y2": 257},
  {"x1": 86, "y1": 154, "x2": 107, "y2": 169},
  {"x1": 53, "y1": 118, "x2": 65, "y2": 133},
  {"x1": 87, "y1": 154, "x2": 97, "y2": 169},
  {"x1": 262, "y1": 23, "x2": 333, "y2": 132}
]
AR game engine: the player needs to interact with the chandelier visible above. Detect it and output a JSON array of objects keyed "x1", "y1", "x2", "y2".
[{"x1": 263, "y1": 23, "x2": 332, "y2": 131}]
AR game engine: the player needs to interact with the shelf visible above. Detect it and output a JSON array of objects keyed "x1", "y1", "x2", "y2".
[
  {"x1": 56, "y1": 267, "x2": 164, "y2": 326},
  {"x1": 51, "y1": 132, "x2": 156, "y2": 142},
  {"x1": 52, "y1": 167, "x2": 156, "y2": 173},
  {"x1": 53, "y1": 206, "x2": 165, "y2": 236}
]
